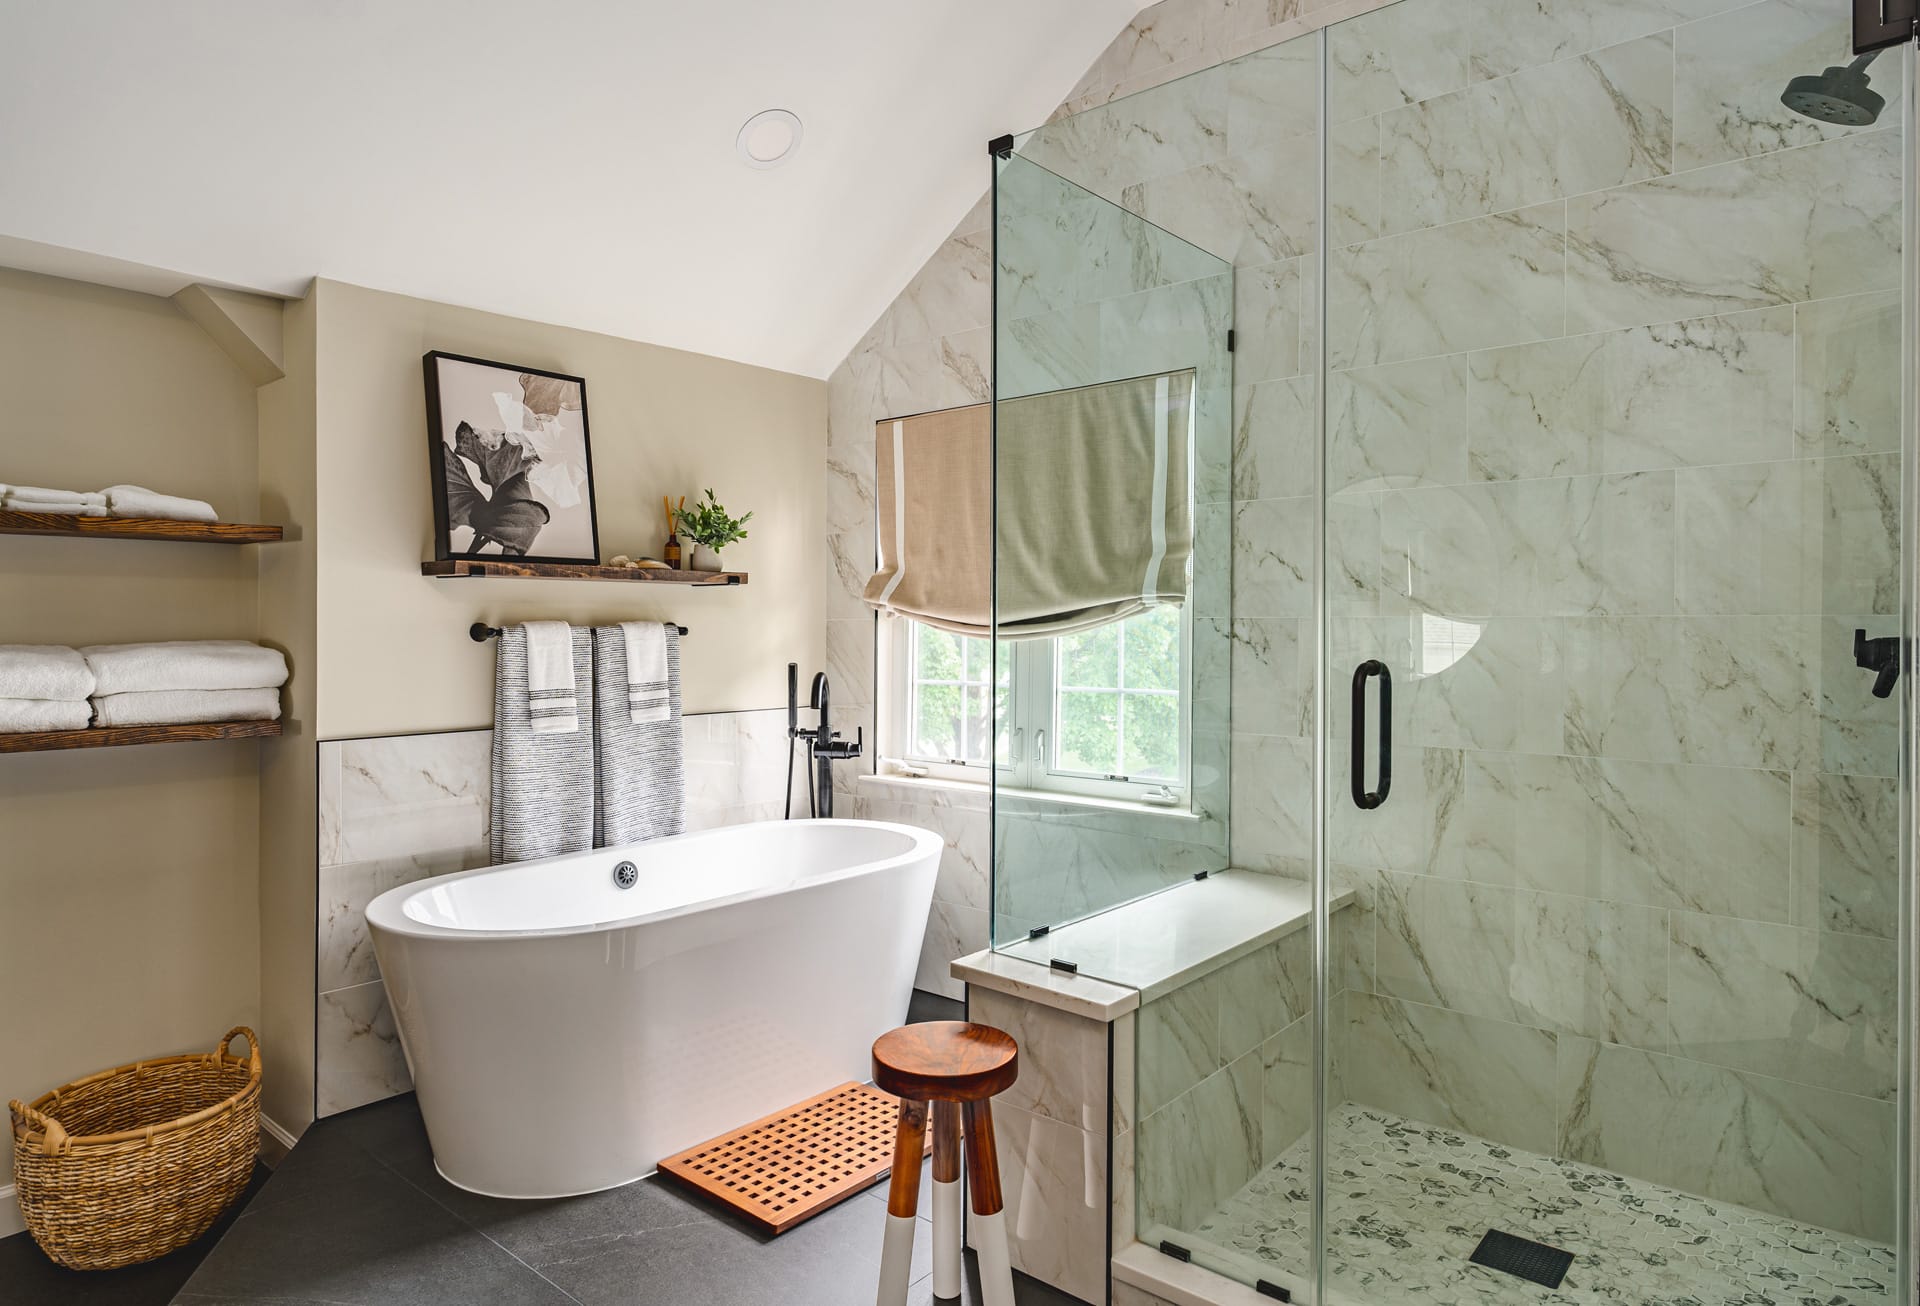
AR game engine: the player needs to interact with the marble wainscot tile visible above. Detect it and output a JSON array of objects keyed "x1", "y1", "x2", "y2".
[
  {"x1": 1231, "y1": 497, "x2": 1314, "y2": 620},
  {"x1": 1815, "y1": 614, "x2": 1901, "y2": 778},
  {"x1": 998, "y1": 306, "x2": 1102, "y2": 400},
  {"x1": 1233, "y1": 375, "x2": 1316, "y2": 505},
  {"x1": 1558, "y1": 1035, "x2": 1896, "y2": 1240},
  {"x1": 1675, "y1": 460, "x2": 1811, "y2": 615},
  {"x1": 824, "y1": 616, "x2": 875, "y2": 706},
  {"x1": 823, "y1": 531, "x2": 872, "y2": 623},
  {"x1": 1228, "y1": 733, "x2": 1312, "y2": 873},
  {"x1": 823, "y1": 439, "x2": 875, "y2": 537},
  {"x1": 1342, "y1": 990, "x2": 1559, "y2": 1154},
  {"x1": 869, "y1": 229, "x2": 989, "y2": 348},
  {"x1": 1560, "y1": 615, "x2": 1813, "y2": 770},
  {"x1": 1120, "y1": 139, "x2": 1321, "y2": 267},
  {"x1": 1225, "y1": 34, "x2": 1319, "y2": 157},
  {"x1": 320, "y1": 853, "x2": 474, "y2": 993},
  {"x1": 682, "y1": 709, "x2": 806, "y2": 816},
  {"x1": 1467, "y1": 304, "x2": 1795, "y2": 482},
  {"x1": 1232, "y1": 258, "x2": 1305, "y2": 386},
  {"x1": 915, "y1": 898, "x2": 987, "y2": 1001},
  {"x1": 1796, "y1": 290, "x2": 1902, "y2": 456},
  {"x1": 1136, "y1": 1050, "x2": 1263, "y2": 1235},
  {"x1": 1567, "y1": 129, "x2": 1902, "y2": 334},
  {"x1": 1444, "y1": 752, "x2": 1792, "y2": 923},
  {"x1": 1112, "y1": 1008, "x2": 1137, "y2": 1138},
  {"x1": 1328, "y1": 113, "x2": 1384, "y2": 245},
  {"x1": 318, "y1": 731, "x2": 490, "y2": 870},
  {"x1": 1327, "y1": 354, "x2": 1469, "y2": 493},
  {"x1": 1229, "y1": 618, "x2": 1310, "y2": 739},
  {"x1": 1674, "y1": 0, "x2": 1901, "y2": 171},
  {"x1": 1095, "y1": 276, "x2": 1234, "y2": 395},
  {"x1": 1398, "y1": 616, "x2": 1571, "y2": 755},
  {"x1": 1793, "y1": 769, "x2": 1899, "y2": 939},
  {"x1": 975, "y1": 1104, "x2": 1108, "y2": 1303},
  {"x1": 1330, "y1": 201, "x2": 1567, "y2": 370},
  {"x1": 869, "y1": 329, "x2": 992, "y2": 418},
  {"x1": 1020, "y1": 65, "x2": 1230, "y2": 204},
  {"x1": 1260, "y1": 1013, "x2": 1313, "y2": 1165},
  {"x1": 1819, "y1": 452, "x2": 1901, "y2": 616},
  {"x1": 967, "y1": 987, "x2": 1108, "y2": 1132},
  {"x1": 1667, "y1": 911, "x2": 1898, "y2": 1099},
  {"x1": 316, "y1": 981, "x2": 410, "y2": 1117},
  {"x1": 1326, "y1": 0, "x2": 1471, "y2": 122},
  {"x1": 1467, "y1": 0, "x2": 1743, "y2": 81}
]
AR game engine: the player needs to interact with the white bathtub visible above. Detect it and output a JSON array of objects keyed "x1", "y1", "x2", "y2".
[{"x1": 365, "y1": 818, "x2": 940, "y2": 1198}]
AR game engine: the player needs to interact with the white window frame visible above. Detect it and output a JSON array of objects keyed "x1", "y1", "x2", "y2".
[{"x1": 879, "y1": 607, "x2": 1192, "y2": 808}]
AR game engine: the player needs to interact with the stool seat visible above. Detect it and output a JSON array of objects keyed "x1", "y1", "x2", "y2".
[{"x1": 871, "y1": 1021, "x2": 1018, "y2": 1102}]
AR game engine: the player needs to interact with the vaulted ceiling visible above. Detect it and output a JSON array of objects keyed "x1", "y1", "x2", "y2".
[{"x1": 0, "y1": 1, "x2": 1146, "y2": 377}]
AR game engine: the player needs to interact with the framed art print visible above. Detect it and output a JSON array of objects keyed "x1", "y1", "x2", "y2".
[{"x1": 423, "y1": 351, "x2": 600, "y2": 563}]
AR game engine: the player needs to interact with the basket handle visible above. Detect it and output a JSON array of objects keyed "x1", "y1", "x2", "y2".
[
  {"x1": 216, "y1": 1026, "x2": 262, "y2": 1075},
  {"x1": 9, "y1": 1099, "x2": 70, "y2": 1156}
]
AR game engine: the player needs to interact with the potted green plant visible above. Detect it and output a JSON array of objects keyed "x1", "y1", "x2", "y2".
[{"x1": 675, "y1": 488, "x2": 752, "y2": 571}]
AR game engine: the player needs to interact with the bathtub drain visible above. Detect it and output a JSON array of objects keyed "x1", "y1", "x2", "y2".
[{"x1": 613, "y1": 861, "x2": 638, "y2": 889}]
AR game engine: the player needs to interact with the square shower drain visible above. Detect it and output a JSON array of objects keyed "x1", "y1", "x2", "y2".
[
  {"x1": 1468, "y1": 1228, "x2": 1574, "y2": 1288},
  {"x1": 657, "y1": 1081, "x2": 919, "y2": 1234}
]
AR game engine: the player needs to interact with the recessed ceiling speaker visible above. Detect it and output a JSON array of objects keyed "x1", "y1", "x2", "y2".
[{"x1": 737, "y1": 109, "x2": 803, "y2": 168}]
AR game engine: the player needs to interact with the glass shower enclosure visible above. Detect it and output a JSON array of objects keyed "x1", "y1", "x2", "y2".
[{"x1": 990, "y1": 0, "x2": 1914, "y2": 1300}]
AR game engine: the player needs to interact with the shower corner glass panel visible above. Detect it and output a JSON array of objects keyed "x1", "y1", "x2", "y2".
[{"x1": 988, "y1": 140, "x2": 1235, "y2": 961}]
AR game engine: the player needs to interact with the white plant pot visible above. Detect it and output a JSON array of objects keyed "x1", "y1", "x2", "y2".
[{"x1": 691, "y1": 545, "x2": 724, "y2": 572}]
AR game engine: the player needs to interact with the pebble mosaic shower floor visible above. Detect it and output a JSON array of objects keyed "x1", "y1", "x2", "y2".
[{"x1": 1188, "y1": 1104, "x2": 1895, "y2": 1306}]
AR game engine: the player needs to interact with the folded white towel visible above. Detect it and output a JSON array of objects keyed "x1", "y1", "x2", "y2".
[
  {"x1": 0, "y1": 645, "x2": 94, "y2": 701},
  {"x1": 102, "y1": 484, "x2": 218, "y2": 523},
  {"x1": 90, "y1": 687, "x2": 280, "y2": 727},
  {"x1": 522, "y1": 621, "x2": 578, "y2": 735},
  {"x1": 3, "y1": 485, "x2": 105, "y2": 507},
  {"x1": 0, "y1": 698, "x2": 92, "y2": 733},
  {"x1": 80, "y1": 640, "x2": 289, "y2": 696},
  {"x1": 620, "y1": 622, "x2": 671, "y2": 724},
  {"x1": 7, "y1": 500, "x2": 108, "y2": 517}
]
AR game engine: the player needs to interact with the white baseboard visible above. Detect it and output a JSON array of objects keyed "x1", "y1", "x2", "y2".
[
  {"x1": 259, "y1": 1113, "x2": 299, "y2": 1167},
  {"x1": 0, "y1": 1183, "x2": 22, "y2": 1240}
]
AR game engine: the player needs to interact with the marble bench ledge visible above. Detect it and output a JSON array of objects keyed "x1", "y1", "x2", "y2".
[{"x1": 953, "y1": 869, "x2": 1355, "y2": 1021}]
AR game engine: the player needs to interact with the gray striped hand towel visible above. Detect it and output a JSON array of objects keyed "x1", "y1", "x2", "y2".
[
  {"x1": 491, "y1": 625, "x2": 595, "y2": 864},
  {"x1": 591, "y1": 623, "x2": 684, "y2": 848},
  {"x1": 522, "y1": 620, "x2": 579, "y2": 734}
]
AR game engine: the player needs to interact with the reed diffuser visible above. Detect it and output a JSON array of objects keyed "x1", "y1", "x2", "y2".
[{"x1": 662, "y1": 495, "x2": 683, "y2": 570}]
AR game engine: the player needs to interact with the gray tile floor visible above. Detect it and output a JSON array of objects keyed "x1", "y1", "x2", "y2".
[{"x1": 1, "y1": 990, "x2": 1088, "y2": 1306}]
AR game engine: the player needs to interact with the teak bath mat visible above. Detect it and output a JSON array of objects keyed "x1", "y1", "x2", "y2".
[{"x1": 657, "y1": 1081, "x2": 919, "y2": 1234}]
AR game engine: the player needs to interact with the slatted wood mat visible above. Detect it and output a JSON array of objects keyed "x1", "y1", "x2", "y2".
[{"x1": 657, "y1": 1081, "x2": 918, "y2": 1234}]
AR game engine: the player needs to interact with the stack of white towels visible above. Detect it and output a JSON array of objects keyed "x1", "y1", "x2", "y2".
[
  {"x1": 0, "y1": 641, "x2": 287, "y2": 732},
  {"x1": 1, "y1": 483, "x2": 219, "y2": 523}
]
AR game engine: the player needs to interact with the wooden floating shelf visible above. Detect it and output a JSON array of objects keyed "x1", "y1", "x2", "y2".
[
  {"x1": 0, "y1": 510, "x2": 282, "y2": 544},
  {"x1": 0, "y1": 720, "x2": 282, "y2": 754},
  {"x1": 422, "y1": 560, "x2": 747, "y2": 585}
]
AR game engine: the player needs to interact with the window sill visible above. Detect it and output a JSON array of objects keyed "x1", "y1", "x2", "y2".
[{"x1": 858, "y1": 768, "x2": 1202, "y2": 822}]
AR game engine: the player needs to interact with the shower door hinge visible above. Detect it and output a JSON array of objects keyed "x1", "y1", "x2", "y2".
[
  {"x1": 1049, "y1": 958, "x2": 1079, "y2": 976},
  {"x1": 1193, "y1": 868, "x2": 1211, "y2": 881},
  {"x1": 1854, "y1": 0, "x2": 1915, "y2": 52},
  {"x1": 1158, "y1": 1240, "x2": 1192, "y2": 1263},
  {"x1": 1027, "y1": 924, "x2": 1051, "y2": 940},
  {"x1": 987, "y1": 133, "x2": 1014, "y2": 159},
  {"x1": 1256, "y1": 1282, "x2": 1293, "y2": 1303},
  {"x1": 1226, "y1": 328, "x2": 1236, "y2": 352}
]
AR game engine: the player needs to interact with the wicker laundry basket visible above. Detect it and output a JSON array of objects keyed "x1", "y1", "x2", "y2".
[{"x1": 9, "y1": 1026, "x2": 261, "y2": 1270}]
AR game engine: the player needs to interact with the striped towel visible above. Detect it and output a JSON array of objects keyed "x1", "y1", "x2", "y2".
[
  {"x1": 490, "y1": 625, "x2": 595, "y2": 865},
  {"x1": 591, "y1": 624, "x2": 684, "y2": 848},
  {"x1": 522, "y1": 620, "x2": 579, "y2": 734}
]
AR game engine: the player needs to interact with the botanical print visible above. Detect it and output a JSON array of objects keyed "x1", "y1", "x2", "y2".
[{"x1": 424, "y1": 352, "x2": 598, "y2": 562}]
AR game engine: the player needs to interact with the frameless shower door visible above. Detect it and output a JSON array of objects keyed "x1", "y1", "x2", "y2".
[{"x1": 1311, "y1": 0, "x2": 1910, "y2": 1301}]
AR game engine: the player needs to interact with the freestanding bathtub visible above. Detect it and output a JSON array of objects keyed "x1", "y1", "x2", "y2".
[{"x1": 365, "y1": 818, "x2": 940, "y2": 1198}]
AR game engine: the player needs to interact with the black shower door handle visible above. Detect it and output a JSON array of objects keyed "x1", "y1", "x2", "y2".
[{"x1": 1351, "y1": 660, "x2": 1391, "y2": 811}]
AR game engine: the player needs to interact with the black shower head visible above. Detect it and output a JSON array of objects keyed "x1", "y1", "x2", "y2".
[{"x1": 1782, "y1": 50, "x2": 1885, "y2": 126}]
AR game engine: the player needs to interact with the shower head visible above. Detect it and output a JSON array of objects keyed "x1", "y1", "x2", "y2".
[{"x1": 1781, "y1": 50, "x2": 1885, "y2": 125}]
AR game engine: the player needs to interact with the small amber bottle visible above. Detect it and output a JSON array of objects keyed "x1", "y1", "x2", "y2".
[{"x1": 664, "y1": 531, "x2": 683, "y2": 570}]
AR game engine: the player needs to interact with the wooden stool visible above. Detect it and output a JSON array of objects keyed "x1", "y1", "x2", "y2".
[{"x1": 871, "y1": 1021, "x2": 1018, "y2": 1306}]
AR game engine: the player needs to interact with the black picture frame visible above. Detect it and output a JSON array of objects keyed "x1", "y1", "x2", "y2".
[{"x1": 422, "y1": 350, "x2": 601, "y2": 564}]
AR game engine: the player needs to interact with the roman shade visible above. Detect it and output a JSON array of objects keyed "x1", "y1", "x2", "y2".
[{"x1": 863, "y1": 371, "x2": 1193, "y2": 640}]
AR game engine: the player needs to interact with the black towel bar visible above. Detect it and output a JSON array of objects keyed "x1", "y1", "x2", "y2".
[{"x1": 470, "y1": 622, "x2": 687, "y2": 642}]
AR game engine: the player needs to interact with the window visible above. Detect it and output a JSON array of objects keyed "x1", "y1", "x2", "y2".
[{"x1": 884, "y1": 605, "x2": 1191, "y2": 806}]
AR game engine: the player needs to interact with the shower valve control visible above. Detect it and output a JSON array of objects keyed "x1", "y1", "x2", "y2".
[{"x1": 1853, "y1": 629, "x2": 1902, "y2": 700}]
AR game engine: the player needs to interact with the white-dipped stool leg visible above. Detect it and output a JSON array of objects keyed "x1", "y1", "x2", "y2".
[
  {"x1": 876, "y1": 1212, "x2": 917, "y2": 1306},
  {"x1": 931, "y1": 1100, "x2": 963, "y2": 1300},
  {"x1": 973, "y1": 1209, "x2": 1015, "y2": 1306},
  {"x1": 877, "y1": 1099, "x2": 928, "y2": 1306}
]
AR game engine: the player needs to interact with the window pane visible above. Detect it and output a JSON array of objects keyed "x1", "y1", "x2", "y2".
[
  {"x1": 1059, "y1": 624, "x2": 1120, "y2": 688},
  {"x1": 1122, "y1": 692, "x2": 1180, "y2": 779},
  {"x1": 963, "y1": 687, "x2": 993, "y2": 765},
  {"x1": 1056, "y1": 690, "x2": 1119, "y2": 775},
  {"x1": 1123, "y1": 606, "x2": 1181, "y2": 693},
  {"x1": 915, "y1": 625, "x2": 963, "y2": 682},
  {"x1": 994, "y1": 639, "x2": 1012, "y2": 689},
  {"x1": 961, "y1": 636, "x2": 994, "y2": 684},
  {"x1": 911, "y1": 682, "x2": 962, "y2": 759}
]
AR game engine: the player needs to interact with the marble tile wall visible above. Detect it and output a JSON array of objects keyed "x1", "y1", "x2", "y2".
[{"x1": 313, "y1": 709, "x2": 808, "y2": 1117}]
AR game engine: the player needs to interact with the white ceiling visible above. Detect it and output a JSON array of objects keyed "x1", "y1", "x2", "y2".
[{"x1": 0, "y1": 1, "x2": 1146, "y2": 378}]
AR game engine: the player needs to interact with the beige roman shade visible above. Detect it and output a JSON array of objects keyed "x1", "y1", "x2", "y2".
[{"x1": 863, "y1": 371, "x2": 1193, "y2": 640}]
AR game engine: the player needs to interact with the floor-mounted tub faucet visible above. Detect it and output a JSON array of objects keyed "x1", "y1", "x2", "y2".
[{"x1": 787, "y1": 662, "x2": 862, "y2": 818}]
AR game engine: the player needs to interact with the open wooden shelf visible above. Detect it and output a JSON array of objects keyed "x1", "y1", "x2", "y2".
[
  {"x1": 422, "y1": 560, "x2": 746, "y2": 585},
  {"x1": 0, "y1": 720, "x2": 282, "y2": 753},
  {"x1": 0, "y1": 510, "x2": 282, "y2": 544}
]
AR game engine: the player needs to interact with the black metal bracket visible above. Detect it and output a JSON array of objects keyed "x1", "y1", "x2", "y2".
[
  {"x1": 1027, "y1": 924, "x2": 1051, "y2": 940},
  {"x1": 1854, "y1": 0, "x2": 1915, "y2": 52},
  {"x1": 1226, "y1": 328, "x2": 1236, "y2": 353},
  {"x1": 1158, "y1": 1240, "x2": 1191, "y2": 1263},
  {"x1": 987, "y1": 133, "x2": 1014, "y2": 159},
  {"x1": 1193, "y1": 868, "x2": 1211, "y2": 881},
  {"x1": 1048, "y1": 958, "x2": 1079, "y2": 976},
  {"x1": 1855, "y1": 628, "x2": 1902, "y2": 698},
  {"x1": 1256, "y1": 1281, "x2": 1293, "y2": 1303}
]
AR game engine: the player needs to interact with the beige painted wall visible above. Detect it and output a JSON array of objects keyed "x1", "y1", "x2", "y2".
[
  {"x1": 310, "y1": 279, "x2": 827, "y2": 739},
  {"x1": 0, "y1": 268, "x2": 263, "y2": 1110}
]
